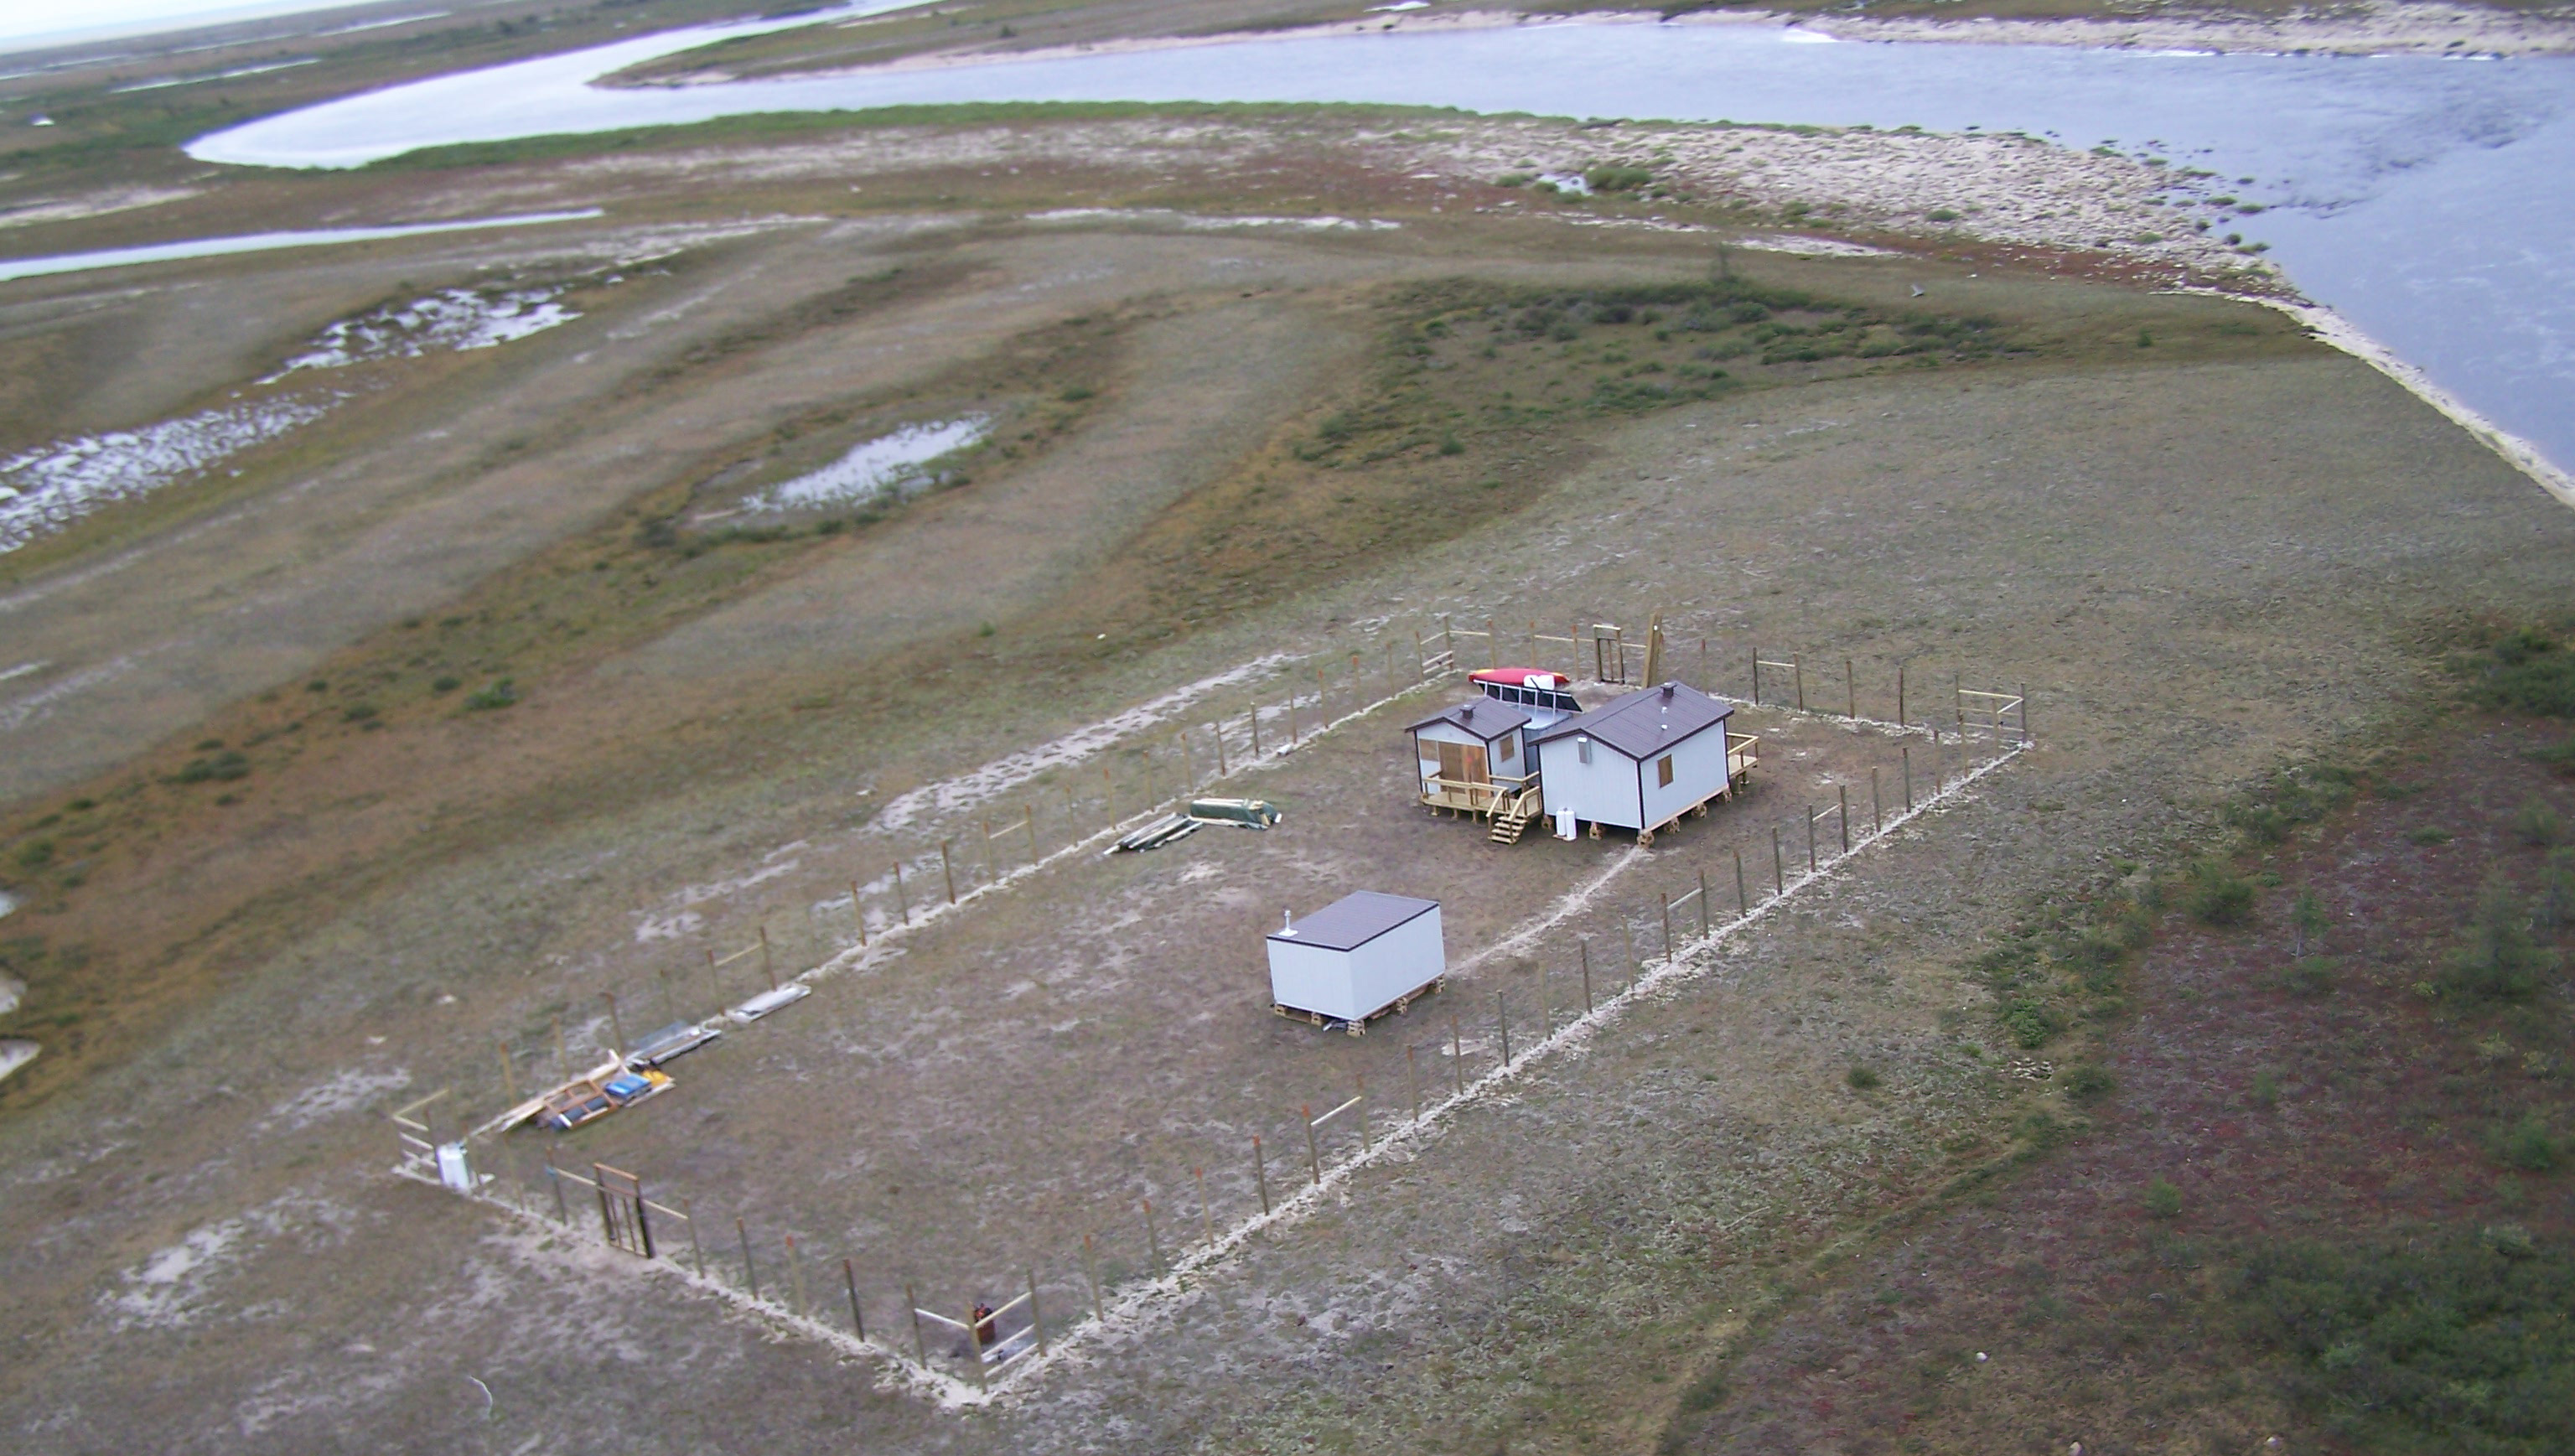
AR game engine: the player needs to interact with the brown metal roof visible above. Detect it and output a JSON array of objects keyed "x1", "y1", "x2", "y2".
[
  {"x1": 1528, "y1": 681, "x2": 1733, "y2": 760},
  {"x1": 1402, "y1": 697, "x2": 1531, "y2": 740},
  {"x1": 1269, "y1": 891, "x2": 1439, "y2": 952}
]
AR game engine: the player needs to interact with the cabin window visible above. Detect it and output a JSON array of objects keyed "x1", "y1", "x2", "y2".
[
  {"x1": 1498, "y1": 732, "x2": 1517, "y2": 764},
  {"x1": 1576, "y1": 735, "x2": 1592, "y2": 765},
  {"x1": 1657, "y1": 754, "x2": 1675, "y2": 787}
]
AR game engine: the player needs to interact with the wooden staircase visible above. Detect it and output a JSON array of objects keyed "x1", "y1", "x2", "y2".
[{"x1": 1488, "y1": 788, "x2": 1541, "y2": 845}]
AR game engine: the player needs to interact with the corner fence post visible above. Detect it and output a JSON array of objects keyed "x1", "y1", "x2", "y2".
[
  {"x1": 907, "y1": 1283, "x2": 928, "y2": 1368},
  {"x1": 1303, "y1": 1106, "x2": 1324, "y2": 1186}
]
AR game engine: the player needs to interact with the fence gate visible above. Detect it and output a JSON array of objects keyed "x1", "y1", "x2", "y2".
[{"x1": 592, "y1": 1163, "x2": 655, "y2": 1258}]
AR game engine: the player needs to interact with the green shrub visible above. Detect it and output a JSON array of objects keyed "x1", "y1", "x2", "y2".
[
  {"x1": 1925, "y1": 207, "x2": 1960, "y2": 222},
  {"x1": 2002, "y1": 998, "x2": 2059, "y2": 1049},
  {"x1": 2282, "y1": 956, "x2": 2339, "y2": 998},
  {"x1": 2444, "y1": 877, "x2": 2559, "y2": 1001},
  {"x1": 2495, "y1": 1114, "x2": 2562, "y2": 1172},
  {"x1": 1586, "y1": 165, "x2": 1655, "y2": 193},
  {"x1": 171, "y1": 751, "x2": 251, "y2": 784},
  {"x1": 14, "y1": 837, "x2": 53, "y2": 870},
  {"x1": 2471, "y1": 626, "x2": 2575, "y2": 717},
  {"x1": 2187, "y1": 859, "x2": 2256, "y2": 925},
  {"x1": 1438, "y1": 433, "x2": 1464, "y2": 456},
  {"x1": 2514, "y1": 798, "x2": 2567, "y2": 847},
  {"x1": 2230, "y1": 1227, "x2": 2575, "y2": 1454},
  {"x1": 464, "y1": 680, "x2": 520, "y2": 712},
  {"x1": 2538, "y1": 736, "x2": 2575, "y2": 776},
  {"x1": 342, "y1": 704, "x2": 377, "y2": 723},
  {"x1": 2142, "y1": 1177, "x2": 2184, "y2": 1218},
  {"x1": 431, "y1": 676, "x2": 461, "y2": 694},
  {"x1": 2251, "y1": 1069, "x2": 2280, "y2": 1107},
  {"x1": 2062, "y1": 1063, "x2": 2116, "y2": 1103},
  {"x1": 1846, "y1": 1064, "x2": 1881, "y2": 1091},
  {"x1": 1059, "y1": 385, "x2": 1094, "y2": 402},
  {"x1": 2410, "y1": 825, "x2": 2455, "y2": 845}
]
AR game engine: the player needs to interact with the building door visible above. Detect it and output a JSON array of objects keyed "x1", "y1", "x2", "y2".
[{"x1": 1437, "y1": 742, "x2": 1490, "y2": 785}]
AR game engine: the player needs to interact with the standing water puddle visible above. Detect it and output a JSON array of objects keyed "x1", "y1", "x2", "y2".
[{"x1": 747, "y1": 417, "x2": 988, "y2": 512}]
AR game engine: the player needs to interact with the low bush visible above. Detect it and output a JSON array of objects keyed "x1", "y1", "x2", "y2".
[
  {"x1": 2187, "y1": 858, "x2": 2256, "y2": 925},
  {"x1": 2494, "y1": 1113, "x2": 2562, "y2": 1173},
  {"x1": 2444, "y1": 877, "x2": 2559, "y2": 1001},
  {"x1": 464, "y1": 679, "x2": 520, "y2": 712},
  {"x1": 2513, "y1": 797, "x2": 2567, "y2": 847},
  {"x1": 1846, "y1": 1065, "x2": 1881, "y2": 1091},
  {"x1": 2002, "y1": 997, "x2": 2059, "y2": 1049},
  {"x1": 2230, "y1": 1227, "x2": 2575, "y2": 1454},
  {"x1": 2142, "y1": 1177, "x2": 2184, "y2": 1219},
  {"x1": 2469, "y1": 625, "x2": 2575, "y2": 717},
  {"x1": 2282, "y1": 956, "x2": 2339, "y2": 998},
  {"x1": 2062, "y1": 1063, "x2": 2116, "y2": 1103}
]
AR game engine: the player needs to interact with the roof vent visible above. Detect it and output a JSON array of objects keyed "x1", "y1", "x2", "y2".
[
  {"x1": 1282, "y1": 909, "x2": 1295, "y2": 935},
  {"x1": 1460, "y1": 702, "x2": 1474, "y2": 720},
  {"x1": 1661, "y1": 682, "x2": 1676, "y2": 700}
]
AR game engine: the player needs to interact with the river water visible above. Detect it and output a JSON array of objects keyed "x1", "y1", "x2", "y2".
[{"x1": 165, "y1": 15, "x2": 2575, "y2": 481}]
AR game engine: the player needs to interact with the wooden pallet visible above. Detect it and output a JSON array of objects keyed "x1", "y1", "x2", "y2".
[{"x1": 1273, "y1": 977, "x2": 1446, "y2": 1036}]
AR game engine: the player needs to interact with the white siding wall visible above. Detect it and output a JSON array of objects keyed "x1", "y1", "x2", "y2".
[
  {"x1": 1345, "y1": 906, "x2": 1444, "y2": 1019},
  {"x1": 1637, "y1": 723, "x2": 1733, "y2": 830},
  {"x1": 1534, "y1": 734, "x2": 1645, "y2": 829},
  {"x1": 1267, "y1": 939, "x2": 1350, "y2": 1020}
]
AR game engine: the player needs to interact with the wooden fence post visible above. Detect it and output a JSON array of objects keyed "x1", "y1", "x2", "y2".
[
  {"x1": 1734, "y1": 847, "x2": 1748, "y2": 917},
  {"x1": 1846, "y1": 658, "x2": 1856, "y2": 719},
  {"x1": 1795, "y1": 655, "x2": 1806, "y2": 712},
  {"x1": 1082, "y1": 1235, "x2": 1104, "y2": 1322},
  {"x1": 1249, "y1": 705, "x2": 1261, "y2": 758},
  {"x1": 1772, "y1": 826, "x2": 1785, "y2": 895},
  {"x1": 1871, "y1": 768, "x2": 1882, "y2": 833},
  {"x1": 2020, "y1": 682, "x2": 2030, "y2": 744},
  {"x1": 738, "y1": 1216, "x2": 759, "y2": 1299},
  {"x1": 1751, "y1": 648, "x2": 1761, "y2": 705},
  {"x1": 908, "y1": 1282, "x2": 929, "y2": 1367},
  {"x1": 1807, "y1": 805, "x2": 1818, "y2": 872},
  {"x1": 1027, "y1": 1270, "x2": 1046, "y2": 1355},
  {"x1": 1660, "y1": 893, "x2": 1674, "y2": 964},
  {"x1": 1495, "y1": 991, "x2": 1510, "y2": 1066},
  {"x1": 1253, "y1": 1135, "x2": 1270, "y2": 1215},
  {"x1": 684, "y1": 1197, "x2": 703, "y2": 1277},
  {"x1": 1303, "y1": 1106, "x2": 1324, "y2": 1186},
  {"x1": 939, "y1": 841, "x2": 957, "y2": 905},
  {"x1": 1579, "y1": 937, "x2": 1593, "y2": 1011},
  {"x1": 1838, "y1": 785, "x2": 1850, "y2": 853},
  {"x1": 845, "y1": 1258, "x2": 865, "y2": 1340},
  {"x1": 851, "y1": 880, "x2": 867, "y2": 947},
  {"x1": 1697, "y1": 869, "x2": 1712, "y2": 938},
  {"x1": 1451, "y1": 1014, "x2": 1465, "y2": 1094},
  {"x1": 758, "y1": 926, "x2": 776, "y2": 992},
  {"x1": 893, "y1": 862, "x2": 910, "y2": 925},
  {"x1": 1025, "y1": 805, "x2": 1039, "y2": 863},
  {"x1": 1902, "y1": 745, "x2": 1913, "y2": 810}
]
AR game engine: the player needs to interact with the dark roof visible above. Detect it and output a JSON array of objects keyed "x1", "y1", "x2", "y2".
[
  {"x1": 1269, "y1": 891, "x2": 1439, "y2": 952},
  {"x1": 1401, "y1": 697, "x2": 1531, "y2": 740},
  {"x1": 1529, "y1": 681, "x2": 1733, "y2": 759}
]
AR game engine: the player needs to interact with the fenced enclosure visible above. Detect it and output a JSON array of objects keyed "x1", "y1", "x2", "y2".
[{"x1": 391, "y1": 606, "x2": 2039, "y2": 1406}]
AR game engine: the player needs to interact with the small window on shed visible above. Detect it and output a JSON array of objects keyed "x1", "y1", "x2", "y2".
[
  {"x1": 1657, "y1": 754, "x2": 1675, "y2": 787},
  {"x1": 1498, "y1": 732, "x2": 1517, "y2": 763}
]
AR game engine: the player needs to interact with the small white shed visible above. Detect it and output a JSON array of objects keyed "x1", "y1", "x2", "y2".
[{"x1": 1267, "y1": 892, "x2": 1445, "y2": 1031}]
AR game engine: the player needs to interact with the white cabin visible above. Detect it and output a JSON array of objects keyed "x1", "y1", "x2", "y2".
[
  {"x1": 1528, "y1": 681, "x2": 1754, "y2": 844},
  {"x1": 1267, "y1": 892, "x2": 1445, "y2": 1030}
]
